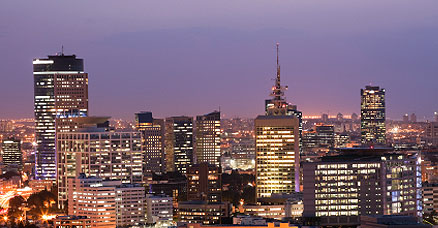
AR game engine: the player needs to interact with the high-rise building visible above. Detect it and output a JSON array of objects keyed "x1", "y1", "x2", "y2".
[
  {"x1": 135, "y1": 112, "x2": 165, "y2": 175},
  {"x1": 403, "y1": 114, "x2": 409, "y2": 123},
  {"x1": 321, "y1": 114, "x2": 329, "y2": 123},
  {"x1": 68, "y1": 175, "x2": 145, "y2": 227},
  {"x1": 256, "y1": 44, "x2": 301, "y2": 197},
  {"x1": 195, "y1": 111, "x2": 221, "y2": 166},
  {"x1": 1, "y1": 138, "x2": 22, "y2": 171},
  {"x1": 411, "y1": 113, "x2": 417, "y2": 123},
  {"x1": 57, "y1": 117, "x2": 143, "y2": 210},
  {"x1": 187, "y1": 163, "x2": 221, "y2": 203},
  {"x1": 303, "y1": 148, "x2": 421, "y2": 227},
  {"x1": 351, "y1": 113, "x2": 359, "y2": 122},
  {"x1": 33, "y1": 54, "x2": 88, "y2": 180},
  {"x1": 360, "y1": 86, "x2": 386, "y2": 145},
  {"x1": 435, "y1": 112, "x2": 438, "y2": 122},
  {"x1": 302, "y1": 124, "x2": 335, "y2": 151},
  {"x1": 336, "y1": 113, "x2": 343, "y2": 121},
  {"x1": 165, "y1": 116, "x2": 194, "y2": 174}
]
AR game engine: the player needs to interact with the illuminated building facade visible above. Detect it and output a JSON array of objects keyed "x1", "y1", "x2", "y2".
[
  {"x1": 165, "y1": 116, "x2": 194, "y2": 174},
  {"x1": 195, "y1": 111, "x2": 221, "y2": 166},
  {"x1": 33, "y1": 54, "x2": 88, "y2": 180},
  {"x1": 303, "y1": 151, "x2": 421, "y2": 226},
  {"x1": 57, "y1": 120, "x2": 143, "y2": 210},
  {"x1": 423, "y1": 122, "x2": 438, "y2": 148},
  {"x1": 243, "y1": 204, "x2": 285, "y2": 220},
  {"x1": 255, "y1": 116, "x2": 300, "y2": 197},
  {"x1": 422, "y1": 182, "x2": 438, "y2": 214},
  {"x1": 68, "y1": 175, "x2": 145, "y2": 227},
  {"x1": 302, "y1": 124, "x2": 334, "y2": 151},
  {"x1": 135, "y1": 112, "x2": 165, "y2": 175},
  {"x1": 145, "y1": 194, "x2": 173, "y2": 223},
  {"x1": 1, "y1": 138, "x2": 22, "y2": 170},
  {"x1": 178, "y1": 201, "x2": 229, "y2": 225},
  {"x1": 255, "y1": 44, "x2": 301, "y2": 198},
  {"x1": 187, "y1": 163, "x2": 221, "y2": 203},
  {"x1": 360, "y1": 86, "x2": 386, "y2": 145}
]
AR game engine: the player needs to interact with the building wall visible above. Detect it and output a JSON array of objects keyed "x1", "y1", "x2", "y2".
[
  {"x1": 255, "y1": 116, "x2": 300, "y2": 198},
  {"x1": 146, "y1": 194, "x2": 173, "y2": 223},
  {"x1": 195, "y1": 111, "x2": 221, "y2": 166},
  {"x1": 33, "y1": 55, "x2": 88, "y2": 180},
  {"x1": 303, "y1": 154, "x2": 421, "y2": 226},
  {"x1": 57, "y1": 131, "x2": 143, "y2": 210},
  {"x1": 360, "y1": 86, "x2": 386, "y2": 145}
]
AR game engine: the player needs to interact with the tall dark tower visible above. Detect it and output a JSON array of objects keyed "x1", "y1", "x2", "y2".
[
  {"x1": 360, "y1": 85, "x2": 386, "y2": 145},
  {"x1": 33, "y1": 53, "x2": 88, "y2": 180}
]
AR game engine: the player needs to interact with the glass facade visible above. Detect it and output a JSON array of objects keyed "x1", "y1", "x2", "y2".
[
  {"x1": 195, "y1": 111, "x2": 221, "y2": 166},
  {"x1": 361, "y1": 86, "x2": 386, "y2": 145},
  {"x1": 33, "y1": 55, "x2": 88, "y2": 180}
]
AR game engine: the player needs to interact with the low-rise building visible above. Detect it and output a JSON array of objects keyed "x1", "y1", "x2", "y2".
[
  {"x1": 178, "y1": 201, "x2": 229, "y2": 225},
  {"x1": 360, "y1": 215, "x2": 430, "y2": 228},
  {"x1": 68, "y1": 175, "x2": 145, "y2": 227},
  {"x1": 53, "y1": 216, "x2": 92, "y2": 228},
  {"x1": 146, "y1": 194, "x2": 173, "y2": 224}
]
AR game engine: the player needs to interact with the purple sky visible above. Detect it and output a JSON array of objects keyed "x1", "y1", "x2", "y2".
[{"x1": 1, "y1": 1, "x2": 438, "y2": 120}]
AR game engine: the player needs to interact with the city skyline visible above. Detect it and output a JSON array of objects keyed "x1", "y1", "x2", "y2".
[{"x1": 1, "y1": 1, "x2": 438, "y2": 120}]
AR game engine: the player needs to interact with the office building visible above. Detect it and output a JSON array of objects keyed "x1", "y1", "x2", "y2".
[
  {"x1": 57, "y1": 117, "x2": 143, "y2": 210},
  {"x1": 195, "y1": 111, "x2": 221, "y2": 166},
  {"x1": 303, "y1": 148, "x2": 421, "y2": 227},
  {"x1": 53, "y1": 216, "x2": 92, "y2": 228},
  {"x1": 424, "y1": 122, "x2": 438, "y2": 148},
  {"x1": 135, "y1": 112, "x2": 165, "y2": 175},
  {"x1": 187, "y1": 163, "x2": 221, "y2": 203},
  {"x1": 256, "y1": 44, "x2": 301, "y2": 198},
  {"x1": 179, "y1": 223, "x2": 298, "y2": 228},
  {"x1": 360, "y1": 215, "x2": 430, "y2": 228},
  {"x1": 33, "y1": 54, "x2": 88, "y2": 180},
  {"x1": 302, "y1": 124, "x2": 335, "y2": 151},
  {"x1": 145, "y1": 194, "x2": 173, "y2": 223},
  {"x1": 68, "y1": 175, "x2": 145, "y2": 227},
  {"x1": 1, "y1": 138, "x2": 22, "y2": 170},
  {"x1": 423, "y1": 182, "x2": 438, "y2": 214},
  {"x1": 403, "y1": 114, "x2": 409, "y2": 123},
  {"x1": 165, "y1": 116, "x2": 194, "y2": 174},
  {"x1": 178, "y1": 201, "x2": 230, "y2": 225},
  {"x1": 361, "y1": 85, "x2": 386, "y2": 145},
  {"x1": 255, "y1": 116, "x2": 300, "y2": 197},
  {"x1": 411, "y1": 113, "x2": 417, "y2": 123}
]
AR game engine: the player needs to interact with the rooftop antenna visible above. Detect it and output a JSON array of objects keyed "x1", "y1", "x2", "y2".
[
  {"x1": 61, "y1": 45, "x2": 64, "y2": 56},
  {"x1": 276, "y1": 42, "x2": 280, "y2": 88}
]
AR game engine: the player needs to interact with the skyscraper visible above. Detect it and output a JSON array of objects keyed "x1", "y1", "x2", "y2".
[
  {"x1": 165, "y1": 116, "x2": 194, "y2": 174},
  {"x1": 135, "y1": 112, "x2": 165, "y2": 175},
  {"x1": 195, "y1": 111, "x2": 221, "y2": 166},
  {"x1": 57, "y1": 117, "x2": 143, "y2": 210},
  {"x1": 256, "y1": 44, "x2": 301, "y2": 198},
  {"x1": 33, "y1": 54, "x2": 88, "y2": 180},
  {"x1": 360, "y1": 85, "x2": 386, "y2": 145},
  {"x1": 1, "y1": 138, "x2": 22, "y2": 171}
]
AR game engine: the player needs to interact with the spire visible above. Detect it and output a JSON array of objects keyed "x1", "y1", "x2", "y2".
[
  {"x1": 276, "y1": 42, "x2": 280, "y2": 88},
  {"x1": 271, "y1": 42, "x2": 285, "y2": 101}
]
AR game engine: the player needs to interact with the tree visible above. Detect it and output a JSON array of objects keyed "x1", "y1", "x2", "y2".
[
  {"x1": 8, "y1": 195, "x2": 25, "y2": 220},
  {"x1": 26, "y1": 190, "x2": 58, "y2": 219}
]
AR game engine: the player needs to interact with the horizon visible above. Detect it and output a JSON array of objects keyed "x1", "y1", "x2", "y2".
[{"x1": 1, "y1": 1, "x2": 438, "y2": 120}]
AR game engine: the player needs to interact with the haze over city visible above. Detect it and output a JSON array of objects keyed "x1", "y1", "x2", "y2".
[{"x1": 0, "y1": 1, "x2": 437, "y2": 120}]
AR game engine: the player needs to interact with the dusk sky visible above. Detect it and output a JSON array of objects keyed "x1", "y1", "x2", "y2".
[{"x1": 1, "y1": 1, "x2": 437, "y2": 120}]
